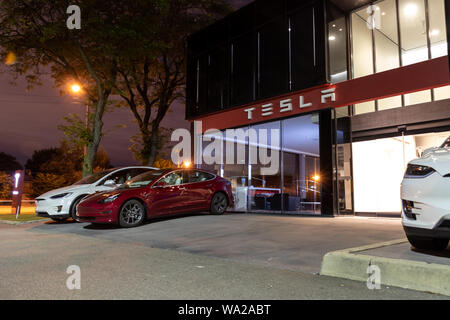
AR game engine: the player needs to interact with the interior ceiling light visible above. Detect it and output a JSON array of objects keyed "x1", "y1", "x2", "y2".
[
  {"x1": 329, "y1": 35, "x2": 336, "y2": 41},
  {"x1": 404, "y1": 3, "x2": 418, "y2": 17},
  {"x1": 430, "y1": 29, "x2": 440, "y2": 36}
]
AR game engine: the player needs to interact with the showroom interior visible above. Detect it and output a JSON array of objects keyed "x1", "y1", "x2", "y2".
[{"x1": 186, "y1": 0, "x2": 450, "y2": 217}]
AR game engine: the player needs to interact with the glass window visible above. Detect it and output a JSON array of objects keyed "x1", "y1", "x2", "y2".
[
  {"x1": 258, "y1": 17, "x2": 289, "y2": 99},
  {"x1": 207, "y1": 47, "x2": 229, "y2": 111},
  {"x1": 433, "y1": 85, "x2": 450, "y2": 101},
  {"x1": 186, "y1": 170, "x2": 215, "y2": 183},
  {"x1": 161, "y1": 171, "x2": 184, "y2": 186},
  {"x1": 404, "y1": 89, "x2": 431, "y2": 106},
  {"x1": 249, "y1": 121, "x2": 281, "y2": 212},
  {"x1": 328, "y1": 17, "x2": 348, "y2": 83},
  {"x1": 429, "y1": 0, "x2": 448, "y2": 58},
  {"x1": 74, "y1": 169, "x2": 115, "y2": 185},
  {"x1": 221, "y1": 126, "x2": 249, "y2": 211},
  {"x1": 351, "y1": 8, "x2": 374, "y2": 78},
  {"x1": 374, "y1": 0, "x2": 400, "y2": 73},
  {"x1": 126, "y1": 170, "x2": 167, "y2": 188},
  {"x1": 282, "y1": 114, "x2": 320, "y2": 214},
  {"x1": 231, "y1": 34, "x2": 254, "y2": 106},
  {"x1": 290, "y1": 7, "x2": 316, "y2": 90},
  {"x1": 354, "y1": 101, "x2": 376, "y2": 115},
  {"x1": 399, "y1": 0, "x2": 428, "y2": 66},
  {"x1": 378, "y1": 95, "x2": 402, "y2": 111},
  {"x1": 98, "y1": 169, "x2": 131, "y2": 186}
]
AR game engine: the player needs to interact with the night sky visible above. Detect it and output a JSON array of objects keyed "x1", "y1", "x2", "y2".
[{"x1": 0, "y1": 0, "x2": 251, "y2": 167}]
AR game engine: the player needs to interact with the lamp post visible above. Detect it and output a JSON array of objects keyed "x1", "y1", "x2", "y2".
[{"x1": 70, "y1": 84, "x2": 89, "y2": 156}]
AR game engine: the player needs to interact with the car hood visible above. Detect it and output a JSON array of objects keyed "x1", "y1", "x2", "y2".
[
  {"x1": 410, "y1": 147, "x2": 450, "y2": 176},
  {"x1": 37, "y1": 184, "x2": 90, "y2": 199},
  {"x1": 83, "y1": 188, "x2": 143, "y2": 203}
]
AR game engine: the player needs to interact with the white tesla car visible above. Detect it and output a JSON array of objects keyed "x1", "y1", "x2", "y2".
[
  {"x1": 35, "y1": 166, "x2": 157, "y2": 222},
  {"x1": 401, "y1": 137, "x2": 450, "y2": 250}
]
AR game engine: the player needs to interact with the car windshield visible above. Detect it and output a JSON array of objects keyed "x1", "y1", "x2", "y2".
[
  {"x1": 123, "y1": 169, "x2": 169, "y2": 188},
  {"x1": 440, "y1": 137, "x2": 450, "y2": 148},
  {"x1": 73, "y1": 169, "x2": 115, "y2": 185}
]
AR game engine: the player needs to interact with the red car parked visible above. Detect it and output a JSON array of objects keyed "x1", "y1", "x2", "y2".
[{"x1": 76, "y1": 168, "x2": 233, "y2": 228}]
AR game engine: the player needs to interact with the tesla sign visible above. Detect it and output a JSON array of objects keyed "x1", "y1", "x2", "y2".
[{"x1": 243, "y1": 88, "x2": 336, "y2": 120}]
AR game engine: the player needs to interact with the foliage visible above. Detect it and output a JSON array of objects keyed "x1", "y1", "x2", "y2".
[
  {"x1": 152, "y1": 157, "x2": 176, "y2": 170},
  {"x1": 113, "y1": 0, "x2": 232, "y2": 165},
  {"x1": 25, "y1": 148, "x2": 59, "y2": 177},
  {"x1": 27, "y1": 141, "x2": 112, "y2": 197},
  {"x1": 0, "y1": 171, "x2": 13, "y2": 199},
  {"x1": 31, "y1": 173, "x2": 68, "y2": 198},
  {"x1": 0, "y1": 152, "x2": 23, "y2": 172}
]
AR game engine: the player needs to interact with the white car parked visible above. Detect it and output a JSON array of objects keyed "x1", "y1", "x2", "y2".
[
  {"x1": 401, "y1": 137, "x2": 450, "y2": 250},
  {"x1": 35, "y1": 166, "x2": 157, "y2": 222}
]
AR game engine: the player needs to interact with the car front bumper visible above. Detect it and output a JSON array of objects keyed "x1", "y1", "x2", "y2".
[
  {"x1": 35, "y1": 197, "x2": 72, "y2": 216},
  {"x1": 401, "y1": 172, "x2": 450, "y2": 235},
  {"x1": 76, "y1": 202, "x2": 118, "y2": 224}
]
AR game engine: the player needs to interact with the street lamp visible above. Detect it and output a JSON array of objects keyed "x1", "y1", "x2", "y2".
[{"x1": 71, "y1": 84, "x2": 81, "y2": 93}]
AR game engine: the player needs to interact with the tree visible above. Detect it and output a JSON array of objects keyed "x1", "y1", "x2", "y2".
[
  {"x1": 114, "y1": 0, "x2": 232, "y2": 165},
  {"x1": 28, "y1": 142, "x2": 112, "y2": 197},
  {"x1": 31, "y1": 173, "x2": 67, "y2": 198},
  {"x1": 0, "y1": 171, "x2": 13, "y2": 199},
  {"x1": 0, "y1": 152, "x2": 23, "y2": 172},
  {"x1": 25, "y1": 147, "x2": 59, "y2": 177},
  {"x1": 0, "y1": 0, "x2": 128, "y2": 177}
]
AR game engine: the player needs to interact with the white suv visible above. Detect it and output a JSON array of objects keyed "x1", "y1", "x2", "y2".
[
  {"x1": 35, "y1": 166, "x2": 157, "y2": 222},
  {"x1": 401, "y1": 137, "x2": 450, "y2": 250}
]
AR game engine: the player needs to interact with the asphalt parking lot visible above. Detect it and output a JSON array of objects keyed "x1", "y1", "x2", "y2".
[
  {"x1": 1, "y1": 213, "x2": 448, "y2": 299},
  {"x1": 31, "y1": 213, "x2": 405, "y2": 274}
]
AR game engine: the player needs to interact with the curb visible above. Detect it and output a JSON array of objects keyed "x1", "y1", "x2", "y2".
[
  {"x1": 320, "y1": 239, "x2": 450, "y2": 296},
  {"x1": 0, "y1": 218, "x2": 50, "y2": 225}
]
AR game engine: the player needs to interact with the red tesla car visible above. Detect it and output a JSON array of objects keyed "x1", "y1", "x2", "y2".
[{"x1": 76, "y1": 168, "x2": 233, "y2": 227}]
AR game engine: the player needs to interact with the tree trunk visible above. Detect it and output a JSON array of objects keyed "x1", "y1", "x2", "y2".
[
  {"x1": 147, "y1": 124, "x2": 160, "y2": 166},
  {"x1": 139, "y1": 127, "x2": 152, "y2": 166},
  {"x1": 82, "y1": 98, "x2": 105, "y2": 177}
]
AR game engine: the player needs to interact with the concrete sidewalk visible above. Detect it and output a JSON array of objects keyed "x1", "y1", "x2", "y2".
[{"x1": 321, "y1": 240, "x2": 450, "y2": 296}]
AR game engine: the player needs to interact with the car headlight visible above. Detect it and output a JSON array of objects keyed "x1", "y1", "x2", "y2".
[
  {"x1": 404, "y1": 164, "x2": 435, "y2": 178},
  {"x1": 98, "y1": 194, "x2": 120, "y2": 204},
  {"x1": 50, "y1": 192, "x2": 73, "y2": 199}
]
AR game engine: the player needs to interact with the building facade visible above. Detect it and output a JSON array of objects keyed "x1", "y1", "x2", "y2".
[{"x1": 186, "y1": 0, "x2": 450, "y2": 217}]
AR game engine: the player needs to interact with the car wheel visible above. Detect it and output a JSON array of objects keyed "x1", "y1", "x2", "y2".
[
  {"x1": 119, "y1": 200, "x2": 145, "y2": 228},
  {"x1": 210, "y1": 192, "x2": 228, "y2": 215},
  {"x1": 50, "y1": 217, "x2": 68, "y2": 223},
  {"x1": 406, "y1": 235, "x2": 449, "y2": 250},
  {"x1": 70, "y1": 196, "x2": 85, "y2": 222}
]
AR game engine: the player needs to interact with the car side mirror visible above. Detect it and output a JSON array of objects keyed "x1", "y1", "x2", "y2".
[
  {"x1": 104, "y1": 179, "x2": 117, "y2": 187},
  {"x1": 155, "y1": 180, "x2": 166, "y2": 187}
]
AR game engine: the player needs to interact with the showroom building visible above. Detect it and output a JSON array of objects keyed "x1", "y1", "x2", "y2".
[{"x1": 185, "y1": 0, "x2": 450, "y2": 216}]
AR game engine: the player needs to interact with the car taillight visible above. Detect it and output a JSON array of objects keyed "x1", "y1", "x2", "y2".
[{"x1": 404, "y1": 164, "x2": 435, "y2": 179}]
